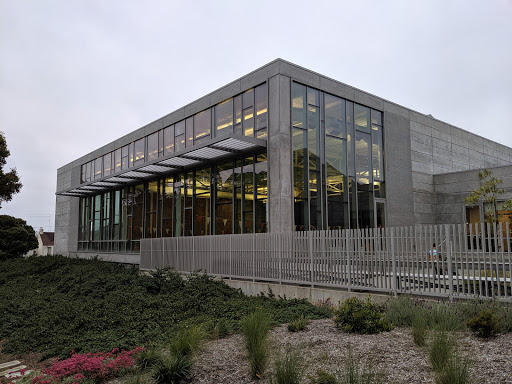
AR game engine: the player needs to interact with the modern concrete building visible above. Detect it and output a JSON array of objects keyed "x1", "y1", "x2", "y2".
[{"x1": 55, "y1": 59, "x2": 512, "y2": 262}]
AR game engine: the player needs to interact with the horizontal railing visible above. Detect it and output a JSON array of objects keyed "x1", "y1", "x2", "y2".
[{"x1": 140, "y1": 223, "x2": 512, "y2": 300}]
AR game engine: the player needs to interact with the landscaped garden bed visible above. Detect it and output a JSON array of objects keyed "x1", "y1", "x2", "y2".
[{"x1": 1, "y1": 256, "x2": 511, "y2": 383}]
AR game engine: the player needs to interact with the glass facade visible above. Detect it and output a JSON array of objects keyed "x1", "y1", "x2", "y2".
[
  {"x1": 78, "y1": 154, "x2": 268, "y2": 252},
  {"x1": 292, "y1": 82, "x2": 385, "y2": 230},
  {"x1": 80, "y1": 83, "x2": 268, "y2": 184}
]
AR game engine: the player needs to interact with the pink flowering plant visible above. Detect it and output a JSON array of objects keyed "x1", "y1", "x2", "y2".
[{"x1": 31, "y1": 347, "x2": 144, "y2": 384}]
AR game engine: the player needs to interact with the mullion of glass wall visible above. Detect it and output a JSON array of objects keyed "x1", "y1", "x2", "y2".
[
  {"x1": 292, "y1": 82, "x2": 308, "y2": 231},
  {"x1": 308, "y1": 87, "x2": 322, "y2": 230},
  {"x1": 324, "y1": 93, "x2": 348, "y2": 230}
]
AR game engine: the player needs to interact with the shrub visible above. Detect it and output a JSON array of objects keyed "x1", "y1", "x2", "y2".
[
  {"x1": 136, "y1": 345, "x2": 160, "y2": 370},
  {"x1": 271, "y1": 347, "x2": 304, "y2": 384},
  {"x1": 466, "y1": 309, "x2": 500, "y2": 338},
  {"x1": 0, "y1": 256, "x2": 329, "y2": 359},
  {"x1": 287, "y1": 313, "x2": 309, "y2": 332},
  {"x1": 385, "y1": 296, "x2": 426, "y2": 327},
  {"x1": 32, "y1": 347, "x2": 143, "y2": 383},
  {"x1": 315, "y1": 298, "x2": 335, "y2": 318},
  {"x1": 307, "y1": 370, "x2": 338, "y2": 384},
  {"x1": 429, "y1": 332, "x2": 455, "y2": 372},
  {"x1": 435, "y1": 354, "x2": 471, "y2": 384},
  {"x1": 241, "y1": 308, "x2": 271, "y2": 379},
  {"x1": 210, "y1": 318, "x2": 230, "y2": 339},
  {"x1": 334, "y1": 297, "x2": 392, "y2": 334},
  {"x1": 428, "y1": 304, "x2": 464, "y2": 332},
  {"x1": 341, "y1": 347, "x2": 383, "y2": 384},
  {"x1": 169, "y1": 326, "x2": 204, "y2": 357},
  {"x1": 411, "y1": 315, "x2": 428, "y2": 347},
  {"x1": 152, "y1": 353, "x2": 192, "y2": 384}
]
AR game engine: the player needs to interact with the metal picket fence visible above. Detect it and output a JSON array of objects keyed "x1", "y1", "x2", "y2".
[{"x1": 140, "y1": 223, "x2": 512, "y2": 300}]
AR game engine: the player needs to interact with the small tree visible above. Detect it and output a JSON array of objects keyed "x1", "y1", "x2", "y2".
[
  {"x1": 464, "y1": 169, "x2": 512, "y2": 223},
  {"x1": 0, "y1": 131, "x2": 22, "y2": 208},
  {"x1": 0, "y1": 215, "x2": 38, "y2": 260}
]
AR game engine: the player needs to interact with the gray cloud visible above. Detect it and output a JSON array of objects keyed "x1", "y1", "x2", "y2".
[{"x1": 1, "y1": 0, "x2": 511, "y2": 230}]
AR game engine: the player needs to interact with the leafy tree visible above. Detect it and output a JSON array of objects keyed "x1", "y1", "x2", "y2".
[
  {"x1": 464, "y1": 169, "x2": 512, "y2": 223},
  {"x1": 0, "y1": 215, "x2": 38, "y2": 260},
  {"x1": 0, "y1": 131, "x2": 22, "y2": 208}
]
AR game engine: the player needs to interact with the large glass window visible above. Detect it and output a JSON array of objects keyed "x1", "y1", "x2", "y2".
[
  {"x1": 103, "y1": 153, "x2": 112, "y2": 177},
  {"x1": 164, "y1": 125, "x2": 175, "y2": 155},
  {"x1": 234, "y1": 95, "x2": 242, "y2": 135},
  {"x1": 175, "y1": 121, "x2": 186, "y2": 152},
  {"x1": 194, "y1": 109, "x2": 211, "y2": 145},
  {"x1": 147, "y1": 132, "x2": 158, "y2": 161},
  {"x1": 215, "y1": 99, "x2": 233, "y2": 136},
  {"x1": 186, "y1": 117, "x2": 194, "y2": 148},
  {"x1": 162, "y1": 178, "x2": 173, "y2": 237},
  {"x1": 94, "y1": 158, "x2": 102, "y2": 180},
  {"x1": 121, "y1": 145, "x2": 129, "y2": 170},
  {"x1": 134, "y1": 138, "x2": 145, "y2": 166},
  {"x1": 292, "y1": 83, "x2": 308, "y2": 231},
  {"x1": 243, "y1": 89, "x2": 254, "y2": 137},
  {"x1": 194, "y1": 169, "x2": 211, "y2": 236},
  {"x1": 255, "y1": 83, "x2": 268, "y2": 139},
  {"x1": 114, "y1": 149, "x2": 121, "y2": 173},
  {"x1": 355, "y1": 104, "x2": 371, "y2": 133},
  {"x1": 216, "y1": 162, "x2": 234, "y2": 234},
  {"x1": 292, "y1": 82, "x2": 385, "y2": 230},
  {"x1": 255, "y1": 154, "x2": 268, "y2": 233},
  {"x1": 145, "y1": 181, "x2": 159, "y2": 238},
  {"x1": 325, "y1": 136, "x2": 348, "y2": 229}
]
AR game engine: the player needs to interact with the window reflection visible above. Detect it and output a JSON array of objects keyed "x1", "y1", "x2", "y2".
[
  {"x1": 215, "y1": 99, "x2": 233, "y2": 136},
  {"x1": 147, "y1": 132, "x2": 158, "y2": 161},
  {"x1": 194, "y1": 109, "x2": 211, "y2": 145}
]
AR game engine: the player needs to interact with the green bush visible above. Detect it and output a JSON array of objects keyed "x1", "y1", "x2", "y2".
[
  {"x1": 411, "y1": 315, "x2": 428, "y2": 347},
  {"x1": 241, "y1": 308, "x2": 271, "y2": 379},
  {"x1": 287, "y1": 313, "x2": 309, "y2": 332},
  {"x1": 466, "y1": 309, "x2": 500, "y2": 338},
  {"x1": 271, "y1": 347, "x2": 304, "y2": 384},
  {"x1": 0, "y1": 256, "x2": 329, "y2": 358},
  {"x1": 334, "y1": 297, "x2": 392, "y2": 334},
  {"x1": 429, "y1": 332, "x2": 455, "y2": 372},
  {"x1": 307, "y1": 370, "x2": 339, "y2": 384}
]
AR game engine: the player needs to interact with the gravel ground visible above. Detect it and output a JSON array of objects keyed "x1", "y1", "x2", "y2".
[
  {"x1": 3, "y1": 320, "x2": 511, "y2": 384},
  {"x1": 191, "y1": 319, "x2": 512, "y2": 384}
]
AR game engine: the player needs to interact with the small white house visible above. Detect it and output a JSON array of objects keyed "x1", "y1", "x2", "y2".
[{"x1": 26, "y1": 227, "x2": 54, "y2": 256}]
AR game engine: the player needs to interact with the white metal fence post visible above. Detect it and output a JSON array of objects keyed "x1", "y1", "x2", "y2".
[
  {"x1": 391, "y1": 227, "x2": 397, "y2": 296},
  {"x1": 446, "y1": 224, "x2": 453, "y2": 298},
  {"x1": 309, "y1": 231, "x2": 314, "y2": 287}
]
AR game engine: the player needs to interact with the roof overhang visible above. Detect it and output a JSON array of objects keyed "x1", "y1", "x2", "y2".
[{"x1": 56, "y1": 133, "x2": 266, "y2": 197}]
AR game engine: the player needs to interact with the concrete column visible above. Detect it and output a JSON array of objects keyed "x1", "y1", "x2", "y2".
[{"x1": 268, "y1": 74, "x2": 293, "y2": 233}]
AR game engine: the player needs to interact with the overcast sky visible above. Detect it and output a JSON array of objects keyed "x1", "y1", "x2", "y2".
[{"x1": 1, "y1": 0, "x2": 511, "y2": 232}]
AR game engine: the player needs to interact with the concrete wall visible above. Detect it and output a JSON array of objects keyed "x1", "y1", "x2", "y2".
[
  {"x1": 410, "y1": 113, "x2": 512, "y2": 225},
  {"x1": 433, "y1": 165, "x2": 512, "y2": 224}
]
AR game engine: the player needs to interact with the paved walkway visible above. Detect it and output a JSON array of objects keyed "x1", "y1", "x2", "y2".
[{"x1": 0, "y1": 360, "x2": 31, "y2": 380}]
